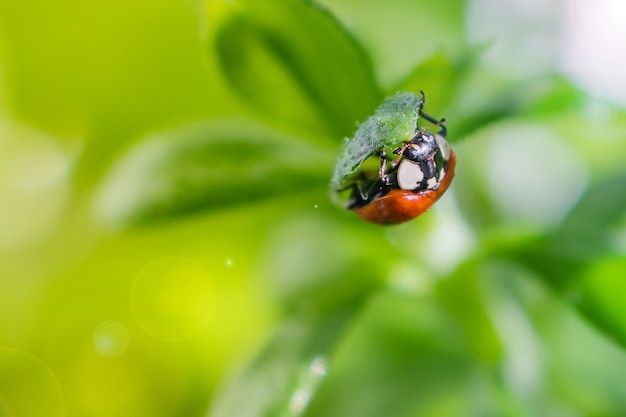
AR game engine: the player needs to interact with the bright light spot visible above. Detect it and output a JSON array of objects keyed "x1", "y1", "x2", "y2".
[
  {"x1": 561, "y1": 0, "x2": 626, "y2": 106},
  {"x1": 313, "y1": 204, "x2": 318, "y2": 209},
  {"x1": 0, "y1": 123, "x2": 71, "y2": 249},
  {"x1": 0, "y1": 347, "x2": 65, "y2": 417},
  {"x1": 225, "y1": 258, "x2": 233, "y2": 267},
  {"x1": 288, "y1": 356, "x2": 328, "y2": 415},
  {"x1": 310, "y1": 357, "x2": 327, "y2": 377},
  {"x1": 487, "y1": 125, "x2": 588, "y2": 226},
  {"x1": 290, "y1": 389, "x2": 311, "y2": 414},
  {"x1": 93, "y1": 321, "x2": 130, "y2": 358},
  {"x1": 131, "y1": 256, "x2": 216, "y2": 342}
]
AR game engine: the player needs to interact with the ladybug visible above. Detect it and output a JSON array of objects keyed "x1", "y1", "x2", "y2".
[{"x1": 331, "y1": 91, "x2": 456, "y2": 225}]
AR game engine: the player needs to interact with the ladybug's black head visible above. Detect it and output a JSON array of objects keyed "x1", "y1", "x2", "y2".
[
  {"x1": 396, "y1": 130, "x2": 453, "y2": 192},
  {"x1": 404, "y1": 132, "x2": 438, "y2": 162}
]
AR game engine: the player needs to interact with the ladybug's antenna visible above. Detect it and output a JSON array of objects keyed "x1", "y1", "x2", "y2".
[
  {"x1": 417, "y1": 91, "x2": 447, "y2": 137},
  {"x1": 419, "y1": 110, "x2": 447, "y2": 137}
]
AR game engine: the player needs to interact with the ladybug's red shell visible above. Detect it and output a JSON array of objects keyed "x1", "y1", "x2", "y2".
[{"x1": 353, "y1": 151, "x2": 456, "y2": 224}]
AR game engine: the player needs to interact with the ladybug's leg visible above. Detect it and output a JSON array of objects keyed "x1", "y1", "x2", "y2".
[
  {"x1": 346, "y1": 184, "x2": 363, "y2": 209},
  {"x1": 356, "y1": 181, "x2": 371, "y2": 201},
  {"x1": 393, "y1": 142, "x2": 410, "y2": 156},
  {"x1": 379, "y1": 148, "x2": 393, "y2": 185},
  {"x1": 391, "y1": 142, "x2": 410, "y2": 168},
  {"x1": 419, "y1": 90, "x2": 426, "y2": 110},
  {"x1": 347, "y1": 180, "x2": 387, "y2": 209},
  {"x1": 345, "y1": 181, "x2": 371, "y2": 209}
]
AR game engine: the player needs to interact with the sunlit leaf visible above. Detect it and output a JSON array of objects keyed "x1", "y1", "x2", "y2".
[
  {"x1": 93, "y1": 119, "x2": 332, "y2": 227},
  {"x1": 206, "y1": 0, "x2": 381, "y2": 138}
]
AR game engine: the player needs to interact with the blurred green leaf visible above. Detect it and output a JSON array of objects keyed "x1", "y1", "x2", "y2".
[
  {"x1": 306, "y1": 291, "x2": 472, "y2": 417},
  {"x1": 519, "y1": 76, "x2": 588, "y2": 117},
  {"x1": 259, "y1": 214, "x2": 389, "y2": 310},
  {"x1": 566, "y1": 256, "x2": 626, "y2": 350},
  {"x1": 480, "y1": 259, "x2": 626, "y2": 416},
  {"x1": 447, "y1": 75, "x2": 590, "y2": 142},
  {"x1": 444, "y1": 74, "x2": 524, "y2": 141},
  {"x1": 513, "y1": 170, "x2": 626, "y2": 289},
  {"x1": 206, "y1": 0, "x2": 381, "y2": 139},
  {"x1": 315, "y1": 0, "x2": 466, "y2": 89},
  {"x1": 93, "y1": 118, "x2": 333, "y2": 227},
  {"x1": 211, "y1": 228, "x2": 387, "y2": 417},
  {"x1": 436, "y1": 261, "x2": 502, "y2": 364},
  {"x1": 210, "y1": 294, "x2": 375, "y2": 417},
  {"x1": 491, "y1": 169, "x2": 626, "y2": 347},
  {"x1": 394, "y1": 52, "x2": 462, "y2": 119},
  {"x1": 552, "y1": 171, "x2": 626, "y2": 266}
]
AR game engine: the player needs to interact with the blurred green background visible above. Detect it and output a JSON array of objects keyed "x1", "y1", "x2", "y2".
[{"x1": 1, "y1": 0, "x2": 626, "y2": 416}]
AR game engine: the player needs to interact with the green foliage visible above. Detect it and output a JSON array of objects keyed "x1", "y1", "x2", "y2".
[
  {"x1": 207, "y1": 0, "x2": 381, "y2": 138},
  {"x1": 94, "y1": 119, "x2": 332, "y2": 226},
  {"x1": 1, "y1": 0, "x2": 626, "y2": 417}
]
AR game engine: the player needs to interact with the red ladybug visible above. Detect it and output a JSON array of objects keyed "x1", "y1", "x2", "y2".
[
  {"x1": 331, "y1": 92, "x2": 455, "y2": 225},
  {"x1": 353, "y1": 146, "x2": 456, "y2": 224},
  {"x1": 349, "y1": 129, "x2": 455, "y2": 224}
]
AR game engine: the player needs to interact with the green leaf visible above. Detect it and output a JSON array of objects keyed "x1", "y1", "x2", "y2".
[
  {"x1": 209, "y1": 314, "x2": 344, "y2": 417},
  {"x1": 394, "y1": 52, "x2": 461, "y2": 118},
  {"x1": 209, "y1": 278, "x2": 381, "y2": 417},
  {"x1": 314, "y1": 0, "x2": 466, "y2": 89},
  {"x1": 512, "y1": 169, "x2": 626, "y2": 290},
  {"x1": 490, "y1": 168, "x2": 626, "y2": 347},
  {"x1": 210, "y1": 230, "x2": 387, "y2": 417},
  {"x1": 258, "y1": 214, "x2": 387, "y2": 310},
  {"x1": 447, "y1": 75, "x2": 589, "y2": 142},
  {"x1": 305, "y1": 291, "x2": 472, "y2": 417},
  {"x1": 93, "y1": 118, "x2": 332, "y2": 227},
  {"x1": 206, "y1": 0, "x2": 381, "y2": 139},
  {"x1": 436, "y1": 260, "x2": 502, "y2": 364},
  {"x1": 575, "y1": 256, "x2": 626, "y2": 348},
  {"x1": 520, "y1": 76, "x2": 588, "y2": 117}
]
